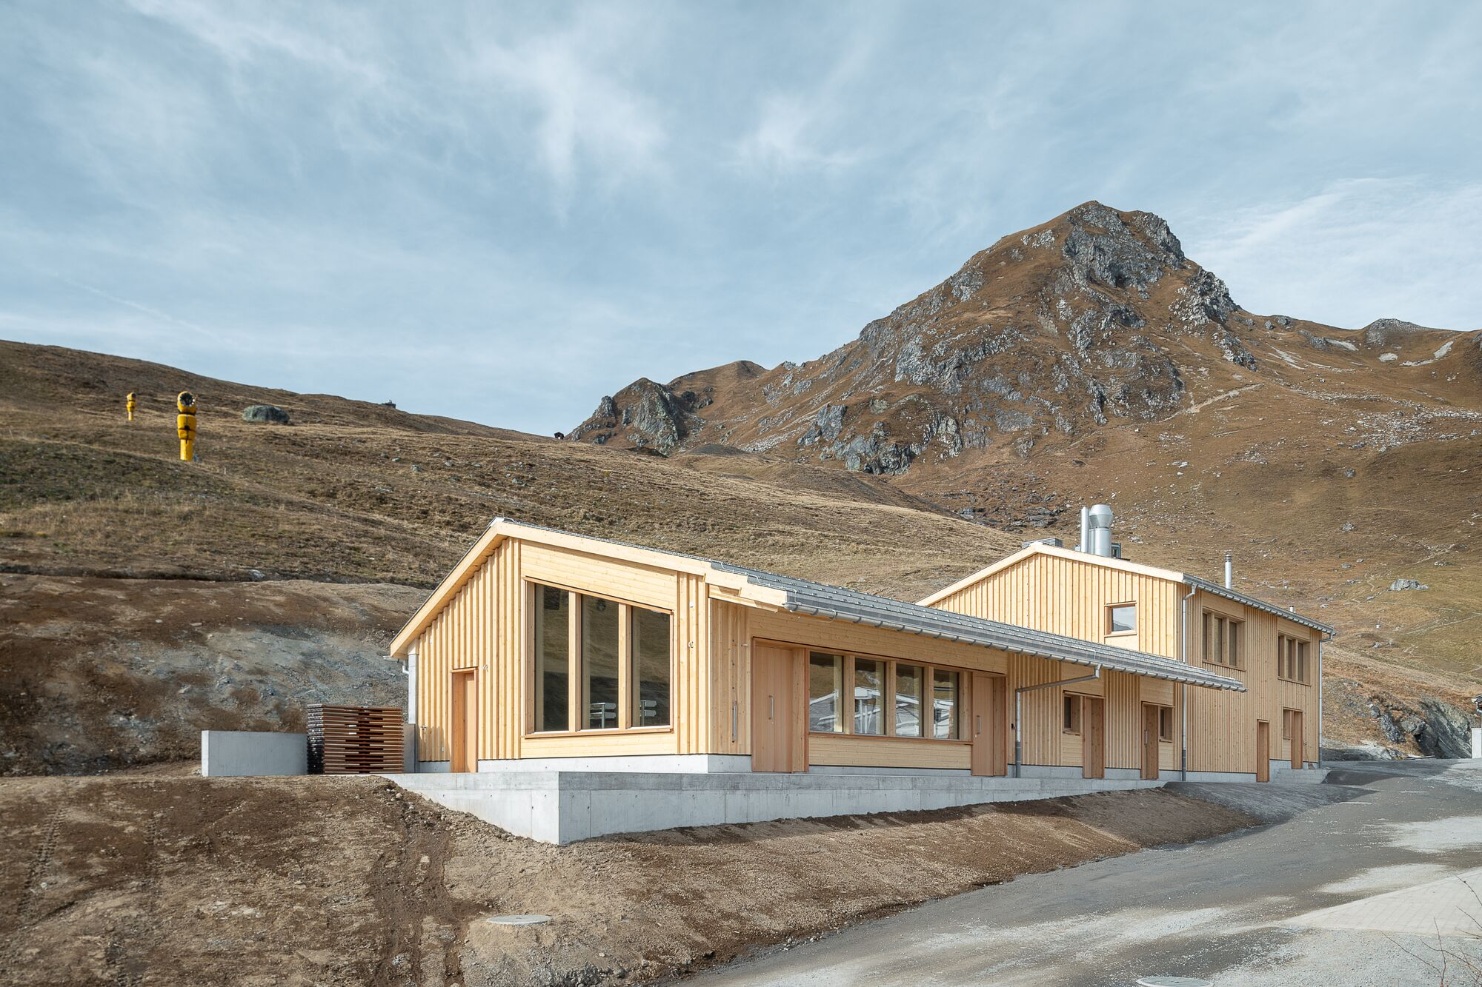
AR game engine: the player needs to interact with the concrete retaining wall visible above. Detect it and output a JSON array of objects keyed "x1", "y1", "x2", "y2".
[
  {"x1": 383, "y1": 770, "x2": 1167, "y2": 844},
  {"x1": 201, "y1": 731, "x2": 307, "y2": 777}
]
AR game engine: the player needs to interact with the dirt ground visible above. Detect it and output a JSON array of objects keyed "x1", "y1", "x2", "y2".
[
  {"x1": 0, "y1": 575, "x2": 420, "y2": 774},
  {"x1": 0, "y1": 770, "x2": 1255, "y2": 987}
]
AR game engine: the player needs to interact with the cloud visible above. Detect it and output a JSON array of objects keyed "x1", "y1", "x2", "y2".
[
  {"x1": 465, "y1": 8, "x2": 668, "y2": 204},
  {"x1": 1185, "y1": 179, "x2": 1482, "y2": 332}
]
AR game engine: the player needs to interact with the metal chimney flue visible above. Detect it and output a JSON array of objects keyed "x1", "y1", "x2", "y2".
[
  {"x1": 1224, "y1": 551, "x2": 1233, "y2": 589},
  {"x1": 1087, "y1": 504, "x2": 1114, "y2": 557},
  {"x1": 1079, "y1": 506, "x2": 1090, "y2": 553}
]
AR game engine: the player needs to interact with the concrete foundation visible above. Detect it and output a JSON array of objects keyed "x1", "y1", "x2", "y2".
[
  {"x1": 201, "y1": 731, "x2": 307, "y2": 777},
  {"x1": 383, "y1": 769, "x2": 1168, "y2": 844}
]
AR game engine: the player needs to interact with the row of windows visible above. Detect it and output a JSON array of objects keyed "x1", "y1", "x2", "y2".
[
  {"x1": 532, "y1": 583, "x2": 672, "y2": 733},
  {"x1": 808, "y1": 652, "x2": 963, "y2": 740},
  {"x1": 1063, "y1": 696, "x2": 1173, "y2": 741},
  {"x1": 1277, "y1": 635, "x2": 1311, "y2": 684},
  {"x1": 1203, "y1": 612, "x2": 1244, "y2": 669}
]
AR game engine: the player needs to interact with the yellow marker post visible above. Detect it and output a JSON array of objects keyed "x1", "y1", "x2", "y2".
[
  {"x1": 176, "y1": 391, "x2": 197, "y2": 461},
  {"x1": 126, "y1": 392, "x2": 136, "y2": 422}
]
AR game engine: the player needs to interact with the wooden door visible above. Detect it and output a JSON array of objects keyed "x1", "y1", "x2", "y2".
[
  {"x1": 450, "y1": 670, "x2": 477, "y2": 773},
  {"x1": 971, "y1": 674, "x2": 1006, "y2": 776},
  {"x1": 1288, "y1": 710, "x2": 1303, "y2": 769},
  {"x1": 1256, "y1": 720, "x2": 1270, "y2": 782},
  {"x1": 1140, "y1": 704, "x2": 1160, "y2": 780},
  {"x1": 751, "y1": 644, "x2": 806, "y2": 773},
  {"x1": 1082, "y1": 697, "x2": 1105, "y2": 780}
]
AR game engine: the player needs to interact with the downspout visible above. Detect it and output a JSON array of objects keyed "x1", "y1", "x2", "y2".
[
  {"x1": 404, "y1": 647, "x2": 419, "y2": 772},
  {"x1": 1015, "y1": 665, "x2": 1101, "y2": 778},
  {"x1": 1180, "y1": 583, "x2": 1197, "y2": 781},
  {"x1": 1317, "y1": 632, "x2": 1329, "y2": 770}
]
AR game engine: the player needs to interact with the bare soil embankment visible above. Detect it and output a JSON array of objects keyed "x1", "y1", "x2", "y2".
[{"x1": 0, "y1": 774, "x2": 1256, "y2": 987}]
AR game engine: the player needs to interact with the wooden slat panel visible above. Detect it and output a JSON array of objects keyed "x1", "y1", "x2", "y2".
[{"x1": 808, "y1": 735, "x2": 970, "y2": 769}]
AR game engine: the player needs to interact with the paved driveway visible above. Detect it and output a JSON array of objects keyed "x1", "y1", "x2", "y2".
[{"x1": 687, "y1": 761, "x2": 1482, "y2": 986}]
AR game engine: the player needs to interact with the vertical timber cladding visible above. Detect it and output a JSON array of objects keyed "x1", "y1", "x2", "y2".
[
  {"x1": 745, "y1": 607, "x2": 1010, "y2": 768},
  {"x1": 413, "y1": 540, "x2": 514, "y2": 762},
  {"x1": 934, "y1": 552, "x2": 1181, "y2": 656},
  {"x1": 708, "y1": 599, "x2": 752, "y2": 755}
]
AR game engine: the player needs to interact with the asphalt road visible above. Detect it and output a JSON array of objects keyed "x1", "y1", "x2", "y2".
[{"x1": 687, "y1": 761, "x2": 1482, "y2": 987}]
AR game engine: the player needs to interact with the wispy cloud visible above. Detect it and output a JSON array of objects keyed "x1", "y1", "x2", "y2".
[{"x1": 1186, "y1": 179, "x2": 1482, "y2": 331}]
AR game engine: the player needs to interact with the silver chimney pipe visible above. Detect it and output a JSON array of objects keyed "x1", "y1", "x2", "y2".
[
  {"x1": 1224, "y1": 551, "x2": 1233, "y2": 589},
  {"x1": 1079, "y1": 506, "x2": 1090, "y2": 553},
  {"x1": 1088, "y1": 504, "x2": 1113, "y2": 557}
]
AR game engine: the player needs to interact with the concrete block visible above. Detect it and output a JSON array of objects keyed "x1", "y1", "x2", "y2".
[{"x1": 201, "y1": 731, "x2": 306, "y2": 777}]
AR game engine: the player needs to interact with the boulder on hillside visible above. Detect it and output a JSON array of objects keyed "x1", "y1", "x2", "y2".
[
  {"x1": 242, "y1": 404, "x2": 291, "y2": 425},
  {"x1": 1389, "y1": 578, "x2": 1428, "y2": 592}
]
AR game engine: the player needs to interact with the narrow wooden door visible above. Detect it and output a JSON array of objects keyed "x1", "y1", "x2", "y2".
[
  {"x1": 450, "y1": 670, "x2": 477, "y2": 773},
  {"x1": 1082, "y1": 697, "x2": 1105, "y2": 780},
  {"x1": 1289, "y1": 710, "x2": 1303, "y2": 769},
  {"x1": 970, "y1": 673, "x2": 1006, "y2": 776},
  {"x1": 751, "y1": 644, "x2": 805, "y2": 773},
  {"x1": 1256, "y1": 720, "x2": 1271, "y2": 782},
  {"x1": 1140, "y1": 704, "x2": 1160, "y2": 780}
]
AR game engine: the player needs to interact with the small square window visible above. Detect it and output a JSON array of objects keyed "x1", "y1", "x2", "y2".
[
  {"x1": 1108, "y1": 604, "x2": 1136, "y2": 634},
  {"x1": 1063, "y1": 694, "x2": 1082, "y2": 734}
]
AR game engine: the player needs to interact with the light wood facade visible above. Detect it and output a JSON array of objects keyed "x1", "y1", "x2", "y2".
[
  {"x1": 920, "y1": 542, "x2": 1331, "y2": 774},
  {"x1": 389, "y1": 521, "x2": 1289, "y2": 778}
]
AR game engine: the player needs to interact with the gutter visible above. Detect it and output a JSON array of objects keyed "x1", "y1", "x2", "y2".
[{"x1": 1014, "y1": 665, "x2": 1101, "y2": 778}]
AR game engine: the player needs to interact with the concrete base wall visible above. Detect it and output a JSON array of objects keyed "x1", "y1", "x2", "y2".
[
  {"x1": 474, "y1": 754, "x2": 752, "y2": 774},
  {"x1": 201, "y1": 731, "x2": 307, "y2": 777},
  {"x1": 383, "y1": 770, "x2": 1168, "y2": 845}
]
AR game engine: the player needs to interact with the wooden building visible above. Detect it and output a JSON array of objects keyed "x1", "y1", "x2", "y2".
[
  {"x1": 919, "y1": 537, "x2": 1333, "y2": 780},
  {"x1": 387, "y1": 519, "x2": 1285, "y2": 782}
]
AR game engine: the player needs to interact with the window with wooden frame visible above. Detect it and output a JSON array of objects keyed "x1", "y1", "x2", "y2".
[
  {"x1": 1202, "y1": 611, "x2": 1244, "y2": 669},
  {"x1": 1106, "y1": 603, "x2": 1137, "y2": 635},
  {"x1": 806, "y1": 650, "x2": 964, "y2": 741},
  {"x1": 1282, "y1": 708, "x2": 1299, "y2": 740},
  {"x1": 1063, "y1": 694, "x2": 1082, "y2": 735},
  {"x1": 1277, "y1": 634, "x2": 1311, "y2": 684},
  {"x1": 1158, "y1": 706, "x2": 1174, "y2": 742},
  {"x1": 529, "y1": 582, "x2": 672, "y2": 734}
]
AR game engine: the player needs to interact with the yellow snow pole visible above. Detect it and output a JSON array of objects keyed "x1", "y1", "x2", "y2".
[
  {"x1": 176, "y1": 391, "x2": 197, "y2": 461},
  {"x1": 126, "y1": 392, "x2": 136, "y2": 422}
]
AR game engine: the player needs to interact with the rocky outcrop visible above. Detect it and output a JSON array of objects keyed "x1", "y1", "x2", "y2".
[{"x1": 568, "y1": 379, "x2": 702, "y2": 455}]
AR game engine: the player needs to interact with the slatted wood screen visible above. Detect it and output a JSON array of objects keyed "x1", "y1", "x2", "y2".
[{"x1": 307, "y1": 705, "x2": 405, "y2": 774}]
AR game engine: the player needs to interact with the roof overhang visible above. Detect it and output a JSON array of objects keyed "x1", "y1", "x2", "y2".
[{"x1": 390, "y1": 519, "x2": 1246, "y2": 692}]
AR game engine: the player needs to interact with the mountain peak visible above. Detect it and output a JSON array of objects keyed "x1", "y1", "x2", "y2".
[{"x1": 569, "y1": 202, "x2": 1471, "y2": 477}]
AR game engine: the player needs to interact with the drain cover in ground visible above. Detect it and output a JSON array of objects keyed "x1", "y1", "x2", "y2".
[
  {"x1": 486, "y1": 914, "x2": 551, "y2": 926},
  {"x1": 1137, "y1": 978, "x2": 1212, "y2": 987}
]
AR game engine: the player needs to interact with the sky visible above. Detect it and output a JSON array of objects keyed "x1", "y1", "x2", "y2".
[{"x1": 2, "y1": 2, "x2": 1480, "y2": 434}]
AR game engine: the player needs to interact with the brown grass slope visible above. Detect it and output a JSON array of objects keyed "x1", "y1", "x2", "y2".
[{"x1": 1, "y1": 338, "x2": 1021, "y2": 773}]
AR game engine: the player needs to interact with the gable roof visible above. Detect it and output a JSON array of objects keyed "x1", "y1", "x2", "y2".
[
  {"x1": 390, "y1": 518, "x2": 1246, "y2": 692},
  {"x1": 916, "y1": 541, "x2": 1334, "y2": 636}
]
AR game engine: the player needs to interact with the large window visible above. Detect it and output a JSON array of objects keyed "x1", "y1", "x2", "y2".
[
  {"x1": 894, "y1": 664, "x2": 924, "y2": 738},
  {"x1": 932, "y1": 670, "x2": 960, "y2": 740},
  {"x1": 806, "y1": 651, "x2": 963, "y2": 741},
  {"x1": 854, "y1": 659, "x2": 884, "y2": 735},
  {"x1": 1203, "y1": 611, "x2": 1244, "y2": 669},
  {"x1": 632, "y1": 607, "x2": 672, "y2": 726},
  {"x1": 1277, "y1": 634, "x2": 1311, "y2": 684},
  {"x1": 530, "y1": 583, "x2": 671, "y2": 733},
  {"x1": 535, "y1": 586, "x2": 570, "y2": 732},
  {"x1": 809, "y1": 653, "x2": 845, "y2": 732}
]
